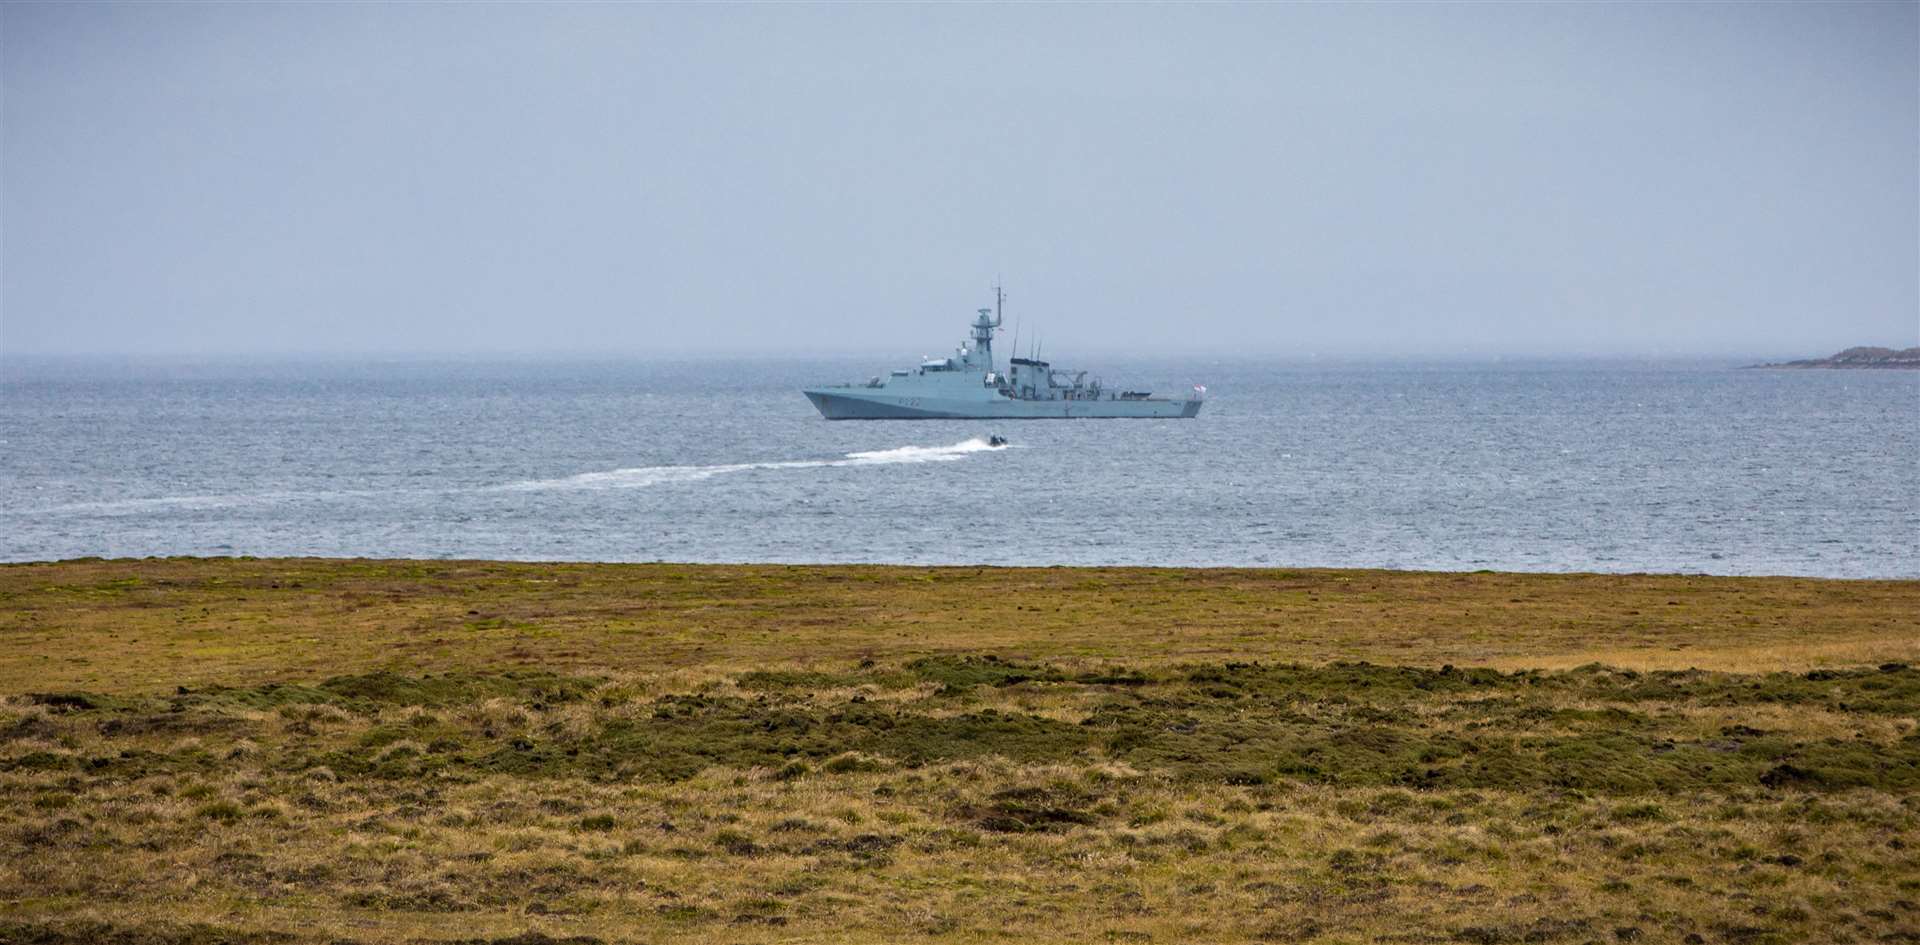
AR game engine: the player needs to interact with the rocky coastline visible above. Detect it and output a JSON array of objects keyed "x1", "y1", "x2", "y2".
[{"x1": 1748, "y1": 345, "x2": 1920, "y2": 368}]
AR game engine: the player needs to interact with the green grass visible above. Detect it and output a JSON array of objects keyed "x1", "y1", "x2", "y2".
[{"x1": 19, "y1": 660, "x2": 1918, "y2": 792}]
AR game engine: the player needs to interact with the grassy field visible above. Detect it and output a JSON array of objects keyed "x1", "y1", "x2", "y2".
[{"x1": 0, "y1": 558, "x2": 1916, "y2": 944}]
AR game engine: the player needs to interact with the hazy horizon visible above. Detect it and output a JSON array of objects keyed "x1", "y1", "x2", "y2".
[
  {"x1": 4, "y1": 2, "x2": 1915, "y2": 360},
  {"x1": 2, "y1": 347, "x2": 1905, "y2": 370}
]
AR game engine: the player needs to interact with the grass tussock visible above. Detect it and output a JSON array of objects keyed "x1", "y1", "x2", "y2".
[
  {"x1": 3, "y1": 658, "x2": 1918, "y2": 942},
  {"x1": 0, "y1": 558, "x2": 1916, "y2": 943}
]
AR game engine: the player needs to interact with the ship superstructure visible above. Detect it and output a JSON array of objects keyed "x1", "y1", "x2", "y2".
[{"x1": 802, "y1": 288, "x2": 1204, "y2": 420}]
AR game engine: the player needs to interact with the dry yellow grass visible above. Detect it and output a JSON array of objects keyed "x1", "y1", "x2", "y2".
[
  {"x1": 1, "y1": 558, "x2": 1915, "y2": 693},
  {"x1": 1, "y1": 558, "x2": 1916, "y2": 944}
]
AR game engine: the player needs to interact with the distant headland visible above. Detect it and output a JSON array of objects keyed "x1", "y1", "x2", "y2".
[{"x1": 1747, "y1": 346, "x2": 1920, "y2": 369}]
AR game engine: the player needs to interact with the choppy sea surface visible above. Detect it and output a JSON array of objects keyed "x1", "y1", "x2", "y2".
[{"x1": 2, "y1": 358, "x2": 1914, "y2": 577}]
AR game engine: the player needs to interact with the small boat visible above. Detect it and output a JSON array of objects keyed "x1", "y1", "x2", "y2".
[{"x1": 988, "y1": 435, "x2": 1008, "y2": 447}]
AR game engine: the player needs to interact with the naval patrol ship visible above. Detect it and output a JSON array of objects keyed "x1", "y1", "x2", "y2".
[{"x1": 803, "y1": 288, "x2": 1204, "y2": 420}]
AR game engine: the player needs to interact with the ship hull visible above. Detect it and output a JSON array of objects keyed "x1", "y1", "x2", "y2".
[{"x1": 804, "y1": 389, "x2": 1202, "y2": 420}]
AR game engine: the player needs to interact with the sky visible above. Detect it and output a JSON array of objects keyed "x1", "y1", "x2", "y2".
[{"x1": 2, "y1": 2, "x2": 1915, "y2": 359}]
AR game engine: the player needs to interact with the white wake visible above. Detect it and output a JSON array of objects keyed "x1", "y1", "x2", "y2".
[
  {"x1": 10, "y1": 487, "x2": 394, "y2": 517},
  {"x1": 498, "y1": 437, "x2": 1003, "y2": 492},
  {"x1": 10, "y1": 439, "x2": 1009, "y2": 513}
]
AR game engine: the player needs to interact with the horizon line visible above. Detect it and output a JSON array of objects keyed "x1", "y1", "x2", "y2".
[{"x1": 3, "y1": 346, "x2": 1906, "y2": 364}]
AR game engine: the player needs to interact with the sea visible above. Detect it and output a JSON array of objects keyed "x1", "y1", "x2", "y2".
[{"x1": 2, "y1": 357, "x2": 1915, "y2": 578}]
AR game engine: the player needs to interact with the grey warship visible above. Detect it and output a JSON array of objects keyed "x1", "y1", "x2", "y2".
[{"x1": 803, "y1": 288, "x2": 1204, "y2": 420}]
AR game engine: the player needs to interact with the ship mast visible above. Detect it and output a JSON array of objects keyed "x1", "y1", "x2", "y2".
[{"x1": 972, "y1": 283, "x2": 1004, "y2": 374}]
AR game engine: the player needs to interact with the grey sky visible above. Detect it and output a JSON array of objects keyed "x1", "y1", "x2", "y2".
[{"x1": 2, "y1": 2, "x2": 1914, "y2": 359}]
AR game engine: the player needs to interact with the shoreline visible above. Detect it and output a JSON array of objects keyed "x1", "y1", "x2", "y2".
[
  {"x1": 1743, "y1": 362, "x2": 1920, "y2": 369},
  {"x1": 5, "y1": 553, "x2": 1915, "y2": 583}
]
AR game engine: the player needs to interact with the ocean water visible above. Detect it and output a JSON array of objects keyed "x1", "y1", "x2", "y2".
[{"x1": 1, "y1": 358, "x2": 1914, "y2": 577}]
